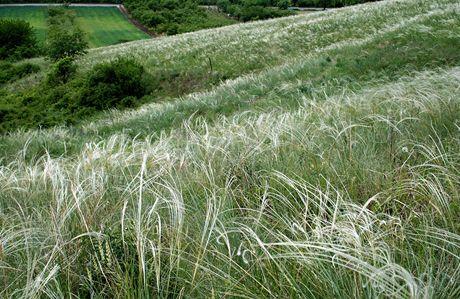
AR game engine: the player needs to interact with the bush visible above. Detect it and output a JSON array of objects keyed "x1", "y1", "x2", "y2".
[
  {"x1": 291, "y1": 0, "x2": 378, "y2": 8},
  {"x1": 45, "y1": 7, "x2": 88, "y2": 61},
  {"x1": 215, "y1": 0, "x2": 293, "y2": 21},
  {"x1": 0, "y1": 18, "x2": 38, "y2": 60},
  {"x1": 46, "y1": 27, "x2": 87, "y2": 60},
  {"x1": 0, "y1": 61, "x2": 40, "y2": 84},
  {"x1": 46, "y1": 57, "x2": 77, "y2": 85},
  {"x1": 0, "y1": 57, "x2": 154, "y2": 133},
  {"x1": 79, "y1": 58, "x2": 151, "y2": 110},
  {"x1": 125, "y1": 0, "x2": 236, "y2": 35}
]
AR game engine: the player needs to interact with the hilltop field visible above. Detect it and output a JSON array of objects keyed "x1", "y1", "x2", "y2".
[{"x1": 0, "y1": 0, "x2": 459, "y2": 297}]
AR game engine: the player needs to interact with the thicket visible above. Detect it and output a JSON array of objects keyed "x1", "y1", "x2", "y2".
[
  {"x1": 202, "y1": 0, "x2": 378, "y2": 10},
  {"x1": 0, "y1": 58, "x2": 152, "y2": 132},
  {"x1": 0, "y1": 18, "x2": 39, "y2": 60},
  {"x1": 214, "y1": 0, "x2": 292, "y2": 21},
  {"x1": 125, "y1": 0, "x2": 236, "y2": 35},
  {"x1": 291, "y1": 0, "x2": 378, "y2": 8},
  {"x1": 80, "y1": 58, "x2": 150, "y2": 110},
  {"x1": 0, "y1": 61, "x2": 40, "y2": 84}
]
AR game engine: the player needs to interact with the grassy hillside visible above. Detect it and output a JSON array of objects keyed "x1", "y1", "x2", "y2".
[
  {"x1": 0, "y1": 0, "x2": 459, "y2": 297},
  {"x1": 0, "y1": 6, "x2": 150, "y2": 47}
]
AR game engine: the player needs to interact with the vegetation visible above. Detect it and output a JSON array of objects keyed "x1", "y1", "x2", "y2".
[
  {"x1": 45, "y1": 7, "x2": 88, "y2": 61},
  {"x1": 0, "y1": 0, "x2": 117, "y2": 3},
  {"x1": 45, "y1": 56, "x2": 77, "y2": 85},
  {"x1": 0, "y1": 57, "x2": 152, "y2": 132},
  {"x1": 201, "y1": 0, "x2": 379, "y2": 19},
  {"x1": 0, "y1": 18, "x2": 38, "y2": 60},
  {"x1": 0, "y1": 0, "x2": 459, "y2": 297},
  {"x1": 213, "y1": 0, "x2": 291, "y2": 20},
  {"x1": 291, "y1": 0, "x2": 378, "y2": 8},
  {"x1": 0, "y1": 6, "x2": 150, "y2": 48},
  {"x1": 80, "y1": 58, "x2": 151, "y2": 110},
  {"x1": 125, "y1": 0, "x2": 237, "y2": 35},
  {"x1": 215, "y1": 0, "x2": 293, "y2": 21},
  {"x1": 0, "y1": 61, "x2": 40, "y2": 84}
]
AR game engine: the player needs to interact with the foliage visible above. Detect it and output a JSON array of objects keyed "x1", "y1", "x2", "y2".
[
  {"x1": 125, "y1": 0, "x2": 237, "y2": 35},
  {"x1": 232, "y1": 4, "x2": 291, "y2": 21},
  {"x1": 0, "y1": 0, "x2": 119, "y2": 3},
  {"x1": 46, "y1": 57, "x2": 77, "y2": 85},
  {"x1": 291, "y1": 0, "x2": 378, "y2": 8},
  {"x1": 0, "y1": 18, "x2": 38, "y2": 60},
  {"x1": 213, "y1": 0, "x2": 293, "y2": 21},
  {"x1": 0, "y1": 61, "x2": 40, "y2": 85},
  {"x1": 80, "y1": 58, "x2": 150, "y2": 110},
  {"x1": 0, "y1": 58, "x2": 151, "y2": 132},
  {"x1": 45, "y1": 7, "x2": 88, "y2": 61}
]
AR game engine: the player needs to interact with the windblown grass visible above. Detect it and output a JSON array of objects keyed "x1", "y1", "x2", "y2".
[
  {"x1": 1, "y1": 66, "x2": 459, "y2": 297},
  {"x1": 0, "y1": 0, "x2": 459, "y2": 297},
  {"x1": 2, "y1": 0, "x2": 459, "y2": 162}
]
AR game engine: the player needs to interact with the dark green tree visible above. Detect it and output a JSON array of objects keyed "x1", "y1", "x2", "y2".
[
  {"x1": 0, "y1": 18, "x2": 38, "y2": 60},
  {"x1": 45, "y1": 7, "x2": 88, "y2": 61}
]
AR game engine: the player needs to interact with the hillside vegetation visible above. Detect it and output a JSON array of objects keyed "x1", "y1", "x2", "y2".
[
  {"x1": 0, "y1": 6, "x2": 150, "y2": 47},
  {"x1": 0, "y1": 0, "x2": 459, "y2": 297},
  {"x1": 125, "y1": 0, "x2": 238, "y2": 35}
]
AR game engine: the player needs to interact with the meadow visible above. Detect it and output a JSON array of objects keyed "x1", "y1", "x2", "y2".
[
  {"x1": 0, "y1": 6, "x2": 150, "y2": 47},
  {"x1": 0, "y1": 0, "x2": 459, "y2": 297}
]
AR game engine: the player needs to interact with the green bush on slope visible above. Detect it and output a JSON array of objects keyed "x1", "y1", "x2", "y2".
[
  {"x1": 0, "y1": 61, "x2": 40, "y2": 85},
  {"x1": 125, "y1": 0, "x2": 237, "y2": 35},
  {"x1": 0, "y1": 18, "x2": 39, "y2": 60},
  {"x1": 45, "y1": 7, "x2": 88, "y2": 61},
  {"x1": 0, "y1": 58, "x2": 152, "y2": 132},
  {"x1": 80, "y1": 58, "x2": 151, "y2": 110}
]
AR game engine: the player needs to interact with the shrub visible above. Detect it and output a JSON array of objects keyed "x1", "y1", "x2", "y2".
[
  {"x1": 46, "y1": 27, "x2": 87, "y2": 60},
  {"x1": 0, "y1": 18, "x2": 38, "y2": 60},
  {"x1": 79, "y1": 58, "x2": 150, "y2": 110},
  {"x1": 291, "y1": 0, "x2": 377, "y2": 8},
  {"x1": 125, "y1": 0, "x2": 236, "y2": 35},
  {"x1": 45, "y1": 7, "x2": 88, "y2": 61},
  {"x1": 46, "y1": 57, "x2": 77, "y2": 85},
  {"x1": 277, "y1": 0, "x2": 290, "y2": 9},
  {"x1": 0, "y1": 61, "x2": 40, "y2": 84},
  {"x1": 214, "y1": 0, "x2": 293, "y2": 21}
]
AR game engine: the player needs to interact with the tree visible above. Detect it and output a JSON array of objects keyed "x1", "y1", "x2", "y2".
[
  {"x1": 46, "y1": 26, "x2": 88, "y2": 61},
  {"x1": 0, "y1": 18, "x2": 38, "y2": 60},
  {"x1": 45, "y1": 7, "x2": 88, "y2": 61}
]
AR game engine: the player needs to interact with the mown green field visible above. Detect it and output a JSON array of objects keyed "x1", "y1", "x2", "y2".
[
  {"x1": 0, "y1": 6, "x2": 150, "y2": 47},
  {"x1": 0, "y1": 0, "x2": 459, "y2": 297}
]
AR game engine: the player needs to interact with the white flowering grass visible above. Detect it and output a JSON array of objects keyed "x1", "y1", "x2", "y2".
[
  {"x1": 1, "y1": 65, "x2": 459, "y2": 297},
  {"x1": 1, "y1": 0, "x2": 459, "y2": 297}
]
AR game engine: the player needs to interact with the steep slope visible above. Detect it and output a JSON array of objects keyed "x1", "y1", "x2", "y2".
[{"x1": 0, "y1": 0, "x2": 459, "y2": 297}]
